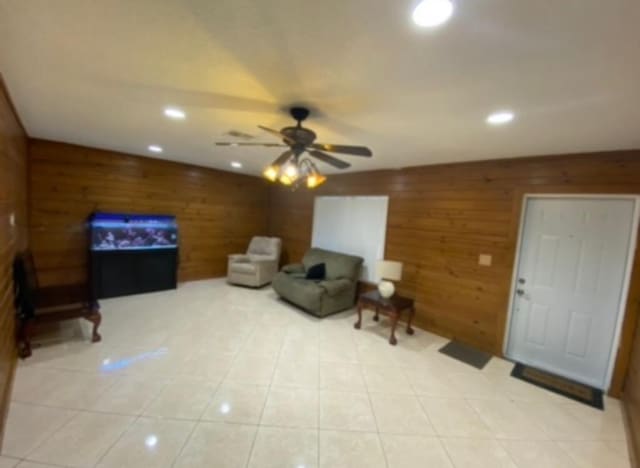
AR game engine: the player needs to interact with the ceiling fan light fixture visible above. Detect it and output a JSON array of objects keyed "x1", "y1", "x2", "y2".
[
  {"x1": 306, "y1": 173, "x2": 327, "y2": 189},
  {"x1": 253, "y1": 106, "x2": 372, "y2": 188},
  {"x1": 263, "y1": 165, "x2": 279, "y2": 182},
  {"x1": 279, "y1": 173, "x2": 295, "y2": 185},
  {"x1": 283, "y1": 162, "x2": 299, "y2": 179}
]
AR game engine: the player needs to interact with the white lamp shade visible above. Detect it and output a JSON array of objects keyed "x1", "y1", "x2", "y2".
[{"x1": 377, "y1": 260, "x2": 403, "y2": 281}]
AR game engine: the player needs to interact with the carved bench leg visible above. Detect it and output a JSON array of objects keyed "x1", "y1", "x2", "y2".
[
  {"x1": 85, "y1": 309, "x2": 102, "y2": 343},
  {"x1": 17, "y1": 319, "x2": 34, "y2": 359}
]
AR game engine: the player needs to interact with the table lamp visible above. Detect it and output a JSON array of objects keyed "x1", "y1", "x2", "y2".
[{"x1": 376, "y1": 260, "x2": 403, "y2": 298}]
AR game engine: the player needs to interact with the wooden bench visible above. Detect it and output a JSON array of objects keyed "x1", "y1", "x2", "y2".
[{"x1": 13, "y1": 251, "x2": 102, "y2": 358}]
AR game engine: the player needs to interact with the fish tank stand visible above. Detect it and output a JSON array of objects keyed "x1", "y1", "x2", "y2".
[{"x1": 88, "y1": 212, "x2": 178, "y2": 299}]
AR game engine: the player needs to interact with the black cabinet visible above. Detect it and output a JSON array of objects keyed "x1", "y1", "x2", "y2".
[{"x1": 91, "y1": 249, "x2": 178, "y2": 299}]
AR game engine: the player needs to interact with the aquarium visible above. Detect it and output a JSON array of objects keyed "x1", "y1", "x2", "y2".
[{"x1": 89, "y1": 213, "x2": 178, "y2": 251}]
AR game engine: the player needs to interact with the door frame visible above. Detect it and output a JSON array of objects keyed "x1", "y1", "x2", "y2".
[{"x1": 503, "y1": 194, "x2": 640, "y2": 391}]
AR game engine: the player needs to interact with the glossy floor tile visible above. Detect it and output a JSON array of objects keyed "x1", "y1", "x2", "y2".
[
  {"x1": 319, "y1": 390, "x2": 377, "y2": 431},
  {"x1": 96, "y1": 417, "x2": 194, "y2": 468},
  {"x1": 2, "y1": 279, "x2": 632, "y2": 467},
  {"x1": 247, "y1": 426, "x2": 318, "y2": 468},
  {"x1": 381, "y1": 434, "x2": 453, "y2": 468},
  {"x1": 173, "y1": 422, "x2": 256, "y2": 468},
  {"x1": 443, "y1": 438, "x2": 518, "y2": 468},
  {"x1": 27, "y1": 411, "x2": 134, "y2": 467},
  {"x1": 319, "y1": 430, "x2": 387, "y2": 468}
]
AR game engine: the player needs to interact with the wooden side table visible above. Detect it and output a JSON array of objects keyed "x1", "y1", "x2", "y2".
[{"x1": 354, "y1": 290, "x2": 415, "y2": 345}]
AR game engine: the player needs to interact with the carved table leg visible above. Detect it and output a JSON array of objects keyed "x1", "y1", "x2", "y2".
[
  {"x1": 354, "y1": 302, "x2": 363, "y2": 330},
  {"x1": 389, "y1": 311, "x2": 399, "y2": 345},
  {"x1": 406, "y1": 306, "x2": 415, "y2": 335},
  {"x1": 85, "y1": 308, "x2": 102, "y2": 343},
  {"x1": 373, "y1": 306, "x2": 379, "y2": 322}
]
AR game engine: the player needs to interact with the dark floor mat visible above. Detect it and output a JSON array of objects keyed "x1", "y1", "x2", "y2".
[
  {"x1": 511, "y1": 363, "x2": 604, "y2": 410},
  {"x1": 438, "y1": 341, "x2": 492, "y2": 370}
]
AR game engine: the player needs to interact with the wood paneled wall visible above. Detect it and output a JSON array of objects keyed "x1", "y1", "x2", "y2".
[
  {"x1": 0, "y1": 77, "x2": 28, "y2": 447},
  {"x1": 28, "y1": 140, "x2": 269, "y2": 286},
  {"x1": 13, "y1": 120, "x2": 640, "y2": 456},
  {"x1": 269, "y1": 150, "x2": 640, "y2": 396}
]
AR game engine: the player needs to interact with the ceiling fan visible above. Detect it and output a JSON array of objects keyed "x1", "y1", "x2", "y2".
[{"x1": 215, "y1": 106, "x2": 373, "y2": 188}]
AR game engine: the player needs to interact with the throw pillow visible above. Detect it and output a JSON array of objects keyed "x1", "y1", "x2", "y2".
[{"x1": 305, "y1": 263, "x2": 326, "y2": 280}]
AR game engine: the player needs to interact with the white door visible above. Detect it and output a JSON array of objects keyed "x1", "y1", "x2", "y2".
[{"x1": 507, "y1": 198, "x2": 636, "y2": 389}]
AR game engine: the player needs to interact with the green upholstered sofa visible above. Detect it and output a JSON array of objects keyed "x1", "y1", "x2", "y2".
[{"x1": 271, "y1": 248, "x2": 363, "y2": 317}]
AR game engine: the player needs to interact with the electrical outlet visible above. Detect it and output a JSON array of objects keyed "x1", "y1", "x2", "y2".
[{"x1": 478, "y1": 254, "x2": 492, "y2": 266}]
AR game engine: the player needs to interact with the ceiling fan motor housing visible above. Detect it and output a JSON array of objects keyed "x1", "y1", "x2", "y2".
[
  {"x1": 290, "y1": 106, "x2": 310, "y2": 123},
  {"x1": 281, "y1": 126, "x2": 317, "y2": 147}
]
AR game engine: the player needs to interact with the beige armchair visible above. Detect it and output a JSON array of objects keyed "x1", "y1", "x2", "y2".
[{"x1": 227, "y1": 237, "x2": 282, "y2": 287}]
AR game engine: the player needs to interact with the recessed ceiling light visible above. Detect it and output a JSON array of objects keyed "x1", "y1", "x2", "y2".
[
  {"x1": 486, "y1": 111, "x2": 515, "y2": 126},
  {"x1": 412, "y1": 0, "x2": 454, "y2": 27},
  {"x1": 164, "y1": 107, "x2": 186, "y2": 120},
  {"x1": 148, "y1": 145, "x2": 163, "y2": 153},
  {"x1": 230, "y1": 161, "x2": 242, "y2": 169}
]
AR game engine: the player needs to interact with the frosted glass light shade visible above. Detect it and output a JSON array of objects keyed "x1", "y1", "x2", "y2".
[{"x1": 377, "y1": 260, "x2": 403, "y2": 281}]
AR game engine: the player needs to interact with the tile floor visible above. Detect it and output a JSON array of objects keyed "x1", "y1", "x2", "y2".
[{"x1": 0, "y1": 279, "x2": 631, "y2": 468}]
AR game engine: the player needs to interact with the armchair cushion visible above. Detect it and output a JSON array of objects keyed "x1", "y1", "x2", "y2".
[
  {"x1": 229, "y1": 262, "x2": 257, "y2": 274},
  {"x1": 319, "y1": 278, "x2": 352, "y2": 296}
]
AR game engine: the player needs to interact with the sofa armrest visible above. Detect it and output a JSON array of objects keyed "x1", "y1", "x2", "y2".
[
  {"x1": 319, "y1": 279, "x2": 352, "y2": 296},
  {"x1": 282, "y1": 263, "x2": 305, "y2": 274}
]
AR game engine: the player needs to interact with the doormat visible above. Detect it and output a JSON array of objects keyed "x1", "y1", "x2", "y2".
[
  {"x1": 438, "y1": 341, "x2": 492, "y2": 370},
  {"x1": 511, "y1": 363, "x2": 604, "y2": 410}
]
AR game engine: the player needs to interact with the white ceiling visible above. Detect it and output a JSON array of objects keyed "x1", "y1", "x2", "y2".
[{"x1": 1, "y1": 0, "x2": 639, "y2": 175}]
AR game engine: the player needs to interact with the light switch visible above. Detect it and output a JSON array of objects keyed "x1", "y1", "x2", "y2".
[{"x1": 478, "y1": 254, "x2": 492, "y2": 266}]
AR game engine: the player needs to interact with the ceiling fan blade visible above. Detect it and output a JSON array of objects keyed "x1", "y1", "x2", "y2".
[
  {"x1": 271, "y1": 149, "x2": 294, "y2": 167},
  {"x1": 307, "y1": 150, "x2": 351, "y2": 169},
  {"x1": 310, "y1": 143, "x2": 372, "y2": 157},
  {"x1": 258, "y1": 125, "x2": 296, "y2": 145},
  {"x1": 215, "y1": 142, "x2": 287, "y2": 147}
]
